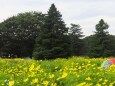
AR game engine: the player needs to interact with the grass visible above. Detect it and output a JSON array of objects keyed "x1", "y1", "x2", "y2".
[{"x1": 0, "y1": 57, "x2": 115, "y2": 86}]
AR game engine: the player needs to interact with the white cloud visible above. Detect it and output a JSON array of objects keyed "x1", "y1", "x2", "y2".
[
  {"x1": 0, "y1": 0, "x2": 115, "y2": 36},
  {"x1": 66, "y1": 16, "x2": 115, "y2": 36}
]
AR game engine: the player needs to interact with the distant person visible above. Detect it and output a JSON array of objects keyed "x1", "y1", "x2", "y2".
[{"x1": 101, "y1": 58, "x2": 115, "y2": 70}]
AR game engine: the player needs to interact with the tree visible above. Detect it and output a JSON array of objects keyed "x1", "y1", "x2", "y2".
[
  {"x1": 87, "y1": 19, "x2": 111, "y2": 57},
  {"x1": 83, "y1": 34, "x2": 115, "y2": 57},
  {"x1": 69, "y1": 24, "x2": 84, "y2": 56},
  {"x1": 83, "y1": 35, "x2": 99, "y2": 56},
  {"x1": 33, "y1": 4, "x2": 69, "y2": 60},
  {"x1": 0, "y1": 12, "x2": 44, "y2": 58}
]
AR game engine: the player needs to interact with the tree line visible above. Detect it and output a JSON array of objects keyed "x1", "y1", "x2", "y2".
[{"x1": 0, "y1": 4, "x2": 115, "y2": 59}]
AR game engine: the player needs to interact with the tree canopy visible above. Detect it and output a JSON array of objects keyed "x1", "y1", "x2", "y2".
[
  {"x1": 33, "y1": 4, "x2": 70, "y2": 60},
  {"x1": 68, "y1": 24, "x2": 84, "y2": 56},
  {"x1": 83, "y1": 19, "x2": 115, "y2": 58},
  {"x1": 0, "y1": 4, "x2": 115, "y2": 59},
  {"x1": 0, "y1": 12, "x2": 44, "y2": 57}
]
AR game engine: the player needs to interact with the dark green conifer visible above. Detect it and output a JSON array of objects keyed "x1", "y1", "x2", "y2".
[{"x1": 33, "y1": 4, "x2": 69, "y2": 59}]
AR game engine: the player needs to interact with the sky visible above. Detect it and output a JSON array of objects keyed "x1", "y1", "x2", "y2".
[{"x1": 0, "y1": 0, "x2": 115, "y2": 36}]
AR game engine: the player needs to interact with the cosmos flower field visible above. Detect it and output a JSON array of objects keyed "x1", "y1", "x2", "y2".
[{"x1": 0, "y1": 57, "x2": 115, "y2": 86}]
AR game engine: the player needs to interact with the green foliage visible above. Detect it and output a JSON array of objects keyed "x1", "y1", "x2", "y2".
[
  {"x1": 83, "y1": 19, "x2": 115, "y2": 57},
  {"x1": 33, "y1": 4, "x2": 70, "y2": 59},
  {"x1": 68, "y1": 24, "x2": 84, "y2": 56},
  {"x1": 91, "y1": 19, "x2": 110, "y2": 57},
  {"x1": 0, "y1": 57, "x2": 114, "y2": 86},
  {"x1": 0, "y1": 12, "x2": 44, "y2": 58}
]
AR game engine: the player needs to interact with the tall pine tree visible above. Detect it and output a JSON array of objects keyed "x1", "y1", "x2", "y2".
[
  {"x1": 33, "y1": 4, "x2": 69, "y2": 60},
  {"x1": 69, "y1": 24, "x2": 83, "y2": 56},
  {"x1": 89, "y1": 19, "x2": 110, "y2": 57}
]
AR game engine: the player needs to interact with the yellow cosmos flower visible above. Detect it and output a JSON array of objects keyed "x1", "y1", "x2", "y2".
[
  {"x1": 55, "y1": 67, "x2": 58, "y2": 69},
  {"x1": 49, "y1": 74, "x2": 54, "y2": 78},
  {"x1": 23, "y1": 78, "x2": 28, "y2": 82},
  {"x1": 9, "y1": 80, "x2": 14, "y2": 86},
  {"x1": 96, "y1": 83, "x2": 101, "y2": 86},
  {"x1": 99, "y1": 78, "x2": 102, "y2": 81},
  {"x1": 42, "y1": 81, "x2": 49, "y2": 86},
  {"x1": 29, "y1": 64, "x2": 35, "y2": 71},
  {"x1": 85, "y1": 77, "x2": 91, "y2": 81},
  {"x1": 104, "y1": 79, "x2": 108, "y2": 82},
  {"x1": 77, "y1": 82, "x2": 92, "y2": 86},
  {"x1": 51, "y1": 83, "x2": 57, "y2": 86},
  {"x1": 35, "y1": 65, "x2": 41, "y2": 70},
  {"x1": 109, "y1": 81, "x2": 115, "y2": 86},
  {"x1": 78, "y1": 67, "x2": 81, "y2": 70},
  {"x1": 57, "y1": 72, "x2": 68, "y2": 80},
  {"x1": 102, "y1": 82, "x2": 106, "y2": 85},
  {"x1": 77, "y1": 82, "x2": 86, "y2": 86},
  {"x1": 61, "y1": 72, "x2": 68, "y2": 78},
  {"x1": 32, "y1": 78, "x2": 38, "y2": 83}
]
